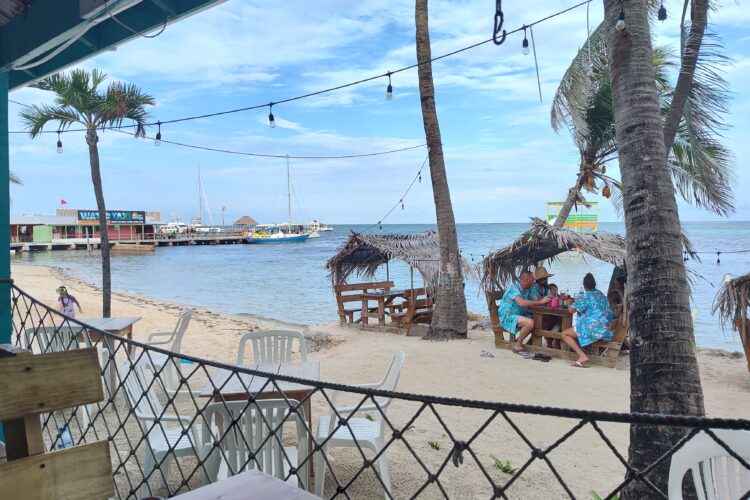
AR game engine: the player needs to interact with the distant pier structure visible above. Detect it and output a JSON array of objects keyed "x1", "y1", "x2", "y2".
[{"x1": 10, "y1": 208, "x2": 248, "y2": 253}]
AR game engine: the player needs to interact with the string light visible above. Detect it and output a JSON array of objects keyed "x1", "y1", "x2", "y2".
[
  {"x1": 522, "y1": 26, "x2": 530, "y2": 55},
  {"x1": 379, "y1": 222, "x2": 383, "y2": 231},
  {"x1": 616, "y1": 2, "x2": 626, "y2": 31},
  {"x1": 364, "y1": 155, "x2": 428, "y2": 233},
  {"x1": 56, "y1": 132, "x2": 63, "y2": 154},
  {"x1": 386, "y1": 73, "x2": 393, "y2": 101},
  {"x1": 658, "y1": 2, "x2": 667, "y2": 21},
  {"x1": 9, "y1": 1, "x2": 599, "y2": 136},
  {"x1": 268, "y1": 103, "x2": 276, "y2": 128},
  {"x1": 418, "y1": 173, "x2": 422, "y2": 183},
  {"x1": 154, "y1": 121, "x2": 162, "y2": 147},
  {"x1": 401, "y1": 200, "x2": 404, "y2": 210},
  {"x1": 717, "y1": 251, "x2": 721, "y2": 265}
]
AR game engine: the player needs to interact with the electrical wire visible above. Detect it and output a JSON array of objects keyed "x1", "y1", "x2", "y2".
[
  {"x1": 8, "y1": 0, "x2": 595, "y2": 134},
  {"x1": 103, "y1": 0, "x2": 168, "y2": 39},
  {"x1": 363, "y1": 154, "x2": 429, "y2": 233}
]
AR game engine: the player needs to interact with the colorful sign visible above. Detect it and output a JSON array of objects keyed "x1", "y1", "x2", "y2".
[{"x1": 77, "y1": 210, "x2": 146, "y2": 225}]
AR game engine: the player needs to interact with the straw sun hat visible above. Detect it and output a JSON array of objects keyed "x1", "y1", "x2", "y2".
[{"x1": 534, "y1": 267, "x2": 554, "y2": 280}]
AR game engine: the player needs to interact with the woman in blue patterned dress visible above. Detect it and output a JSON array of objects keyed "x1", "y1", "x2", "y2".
[{"x1": 561, "y1": 273, "x2": 614, "y2": 367}]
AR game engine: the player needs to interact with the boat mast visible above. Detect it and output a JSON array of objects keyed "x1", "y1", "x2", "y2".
[{"x1": 286, "y1": 155, "x2": 291, "y2": 223}]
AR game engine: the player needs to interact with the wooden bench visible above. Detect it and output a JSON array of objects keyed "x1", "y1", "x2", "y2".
[
  {"x1": 333, "y1": 281, "x2": 395, "y2": 324},
  {"x1": 0, "y1": 345, "x2": 114, "y2": 499},
  {"x1": 486, "y1": 290, "x2": 516, "y2": 348},
  {"x1": 391, "y1": 288, "x2": 433, "y2": 334}
]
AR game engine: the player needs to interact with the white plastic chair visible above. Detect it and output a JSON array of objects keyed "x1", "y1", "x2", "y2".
[
  {"x1": 143, "y1": 309, "x2": 194, "y2": 396},
  {"x1": 199, "y1": 399, "x2": 309, "y2": 490},
  {"x1": 118, "y1": 361, "x2": 203, "y2": 497},
  {"x1": 668, "y1": 429, "x2": 750, "y2": 499},
  {"x1": 315, "y1": 349, "x2": 405, "y2": 498},
  {"x1": 236, "y1": 330, "x2": 308, "y2": 365}
]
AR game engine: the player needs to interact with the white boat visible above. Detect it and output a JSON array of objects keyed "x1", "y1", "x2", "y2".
[
  {"x1": 158, "y1": 219, "x2": 188, "y2": 235},
  {"x1": 307, "y1": 231, "x2": 321, "y2": 239},
  {"x1": 309, "y1": 220, "x2": 333, "y2": 232},
  {"x1": 190, "y1": 166, "x2": 223, "y2": 233}
]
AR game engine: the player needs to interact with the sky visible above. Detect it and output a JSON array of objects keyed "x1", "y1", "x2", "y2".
[{"x1": 7, "y1": 0, "x2": 750, "y2": 225}]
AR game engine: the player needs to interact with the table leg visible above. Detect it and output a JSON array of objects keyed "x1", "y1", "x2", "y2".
[
  {"x1": 304, "y1": 397, "x2": 313, "y2": 491},
  {"x1": 377, "y1": 299, "x2": 385, "y2": 326},
  {"x1": 103, "y1": 335, "x2": 118, "y2": 397},
  {"x1": 361, "y1": 298, "x2": 369, "y2": 325},
  {"x1": 532, "y1": 313, "x2": 543, "y2": 346}
]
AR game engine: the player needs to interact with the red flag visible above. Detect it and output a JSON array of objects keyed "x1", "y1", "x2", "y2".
[{"x1": 60, "y1": 199, "x2": 67, "y2": 205}]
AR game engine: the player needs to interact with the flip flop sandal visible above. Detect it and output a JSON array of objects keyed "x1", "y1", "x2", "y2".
[
  {"x1": 480, "y1": 350, "x2": 495, "y2": 358},
  {"x1": 512, "y1": 348, "x2": 531, "y2": 357},
  {"x1": 571, "y1": 361, "x2": 591, "y2": 368},
  {"x1": 532, "y1": 354, "x2": 551, "y2": 362}
]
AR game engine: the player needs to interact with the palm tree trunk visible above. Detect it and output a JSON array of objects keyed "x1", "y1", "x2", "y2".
[
  {"x1": 415, "y1": 0, "x2": 467, "y2": 340},
  {"x1": 603, "y1": 0, "x2": 704, "y2": 496},
  {"x1": 554, "y1": 184, "x2": 580, "y2": 228},
  {"x1": 87, "y1": 129, "x2": 111, "y2": 318}
]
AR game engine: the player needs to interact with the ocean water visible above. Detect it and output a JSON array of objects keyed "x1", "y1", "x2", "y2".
[{"x1": 13, "y1": 222, "x2": 750, "y2": 351}]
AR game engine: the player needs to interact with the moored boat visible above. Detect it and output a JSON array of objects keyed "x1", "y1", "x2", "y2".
[{"x1": 245, "y1": 223, "x2": 311, "y2": 244}]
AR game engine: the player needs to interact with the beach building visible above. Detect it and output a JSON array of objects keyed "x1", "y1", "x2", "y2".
[{"x1": 10, "y1": 208, "x2": 162, "y2": 244}]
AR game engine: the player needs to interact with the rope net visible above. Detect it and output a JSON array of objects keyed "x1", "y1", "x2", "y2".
[{"x1": 9, "y1": 284, "x2": 750, "y2": 499}]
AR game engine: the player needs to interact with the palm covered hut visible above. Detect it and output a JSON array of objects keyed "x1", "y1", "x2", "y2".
[
  {"x1": 233, "y1": 215, "x2": 258, "y2": 227},
  {"x1": 712, "y1": 273, "x2": 750, "y2": 372},
  {"x1": 326, "y1": 231, "x2": 475, "y2": 290},
  {"x1": 480, "y1": 217, "x2": 626, "y2": 291}
]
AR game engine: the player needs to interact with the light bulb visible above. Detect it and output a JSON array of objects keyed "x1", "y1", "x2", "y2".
[
  {"x1": 658, "y1": 4, "x2": 667, "y2": 21},
  {"x1": 56, "y1": 140, "x2": 63, "y2": 154},
  {"x1": 616, "y1": 11, "x2": 626, "y2": 31},
  {"x1": 386, "y1": 83, "x2": 393, "y2": 101},
  {"x1": 154, "y1": 131, "x2": 161, "y2": 147},
  {"x1": 269, "y1": 112, "x2": 276, "y2": 128},
  {"x1": 522, "y1": 38, "x2": 530, "y2": 55}
]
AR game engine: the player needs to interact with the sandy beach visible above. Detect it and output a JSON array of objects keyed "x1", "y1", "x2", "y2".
[{"x1": 11, "y1": 263, "x2": 750, "y2": 498}]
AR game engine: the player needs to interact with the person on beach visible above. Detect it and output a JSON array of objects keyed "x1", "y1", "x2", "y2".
[
  {"x1": 529, "y1": 267, "x2": 562, "y2": 346},
  {"x1": 561, "y1": 273, "x2": 614, "y2": 367},
  {"x1": 56, "y1": 286, "x2": 83, "y2": 318},
  {"x1": 498, "y1": 270, "x2": 551, "y2": 356}
]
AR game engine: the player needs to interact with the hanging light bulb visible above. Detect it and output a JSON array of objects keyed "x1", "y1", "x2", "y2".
[
  {"x1": 154, "y1": 121, "x2": 162, "y2": 147},
  {"x1": 379, "y1": 222, "x2": 383, "y2": 231},
  {"x1": 386, "y1": 73, "x2": 393, "y2": 101},
  {"x1": 522, "y1": 26, "x2": 530, "y2": 55},
  {"x1": 418, "y1": 173, "x2": 422, "y2": 183},
  {"x1": 658, "y1": 2, "x2": 667, "y2": 21},
  {"x1": 268, "y1": 103, "x2": 276, "y2": 128},
  {"x1": 401, "y1": 200, "x2": 404, "y2": 210},
  {"x1": 56, "y1": 132, "x2": 63, "y2": 154},
  {"x1": 616, "y1": 9, "x2": 626, "y2": 31}
]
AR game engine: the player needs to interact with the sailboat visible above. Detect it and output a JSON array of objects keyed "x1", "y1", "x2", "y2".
[
  {"x1": 190, "y1": 166, "x2": 221, "y2": 233},
  {"x1": 245, "y1": 157, "x2": 311, "y2": 244}
]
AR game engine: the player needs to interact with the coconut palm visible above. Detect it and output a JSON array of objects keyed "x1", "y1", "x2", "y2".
[
  {"x1": 415, "y1": 0, "x2": 467, "y2": 340},
  {"x1": 550, "y1": 19, "x2": 733, "y2": 227},
  {"x1": 20, "y1": 69, "x2": 154, "y2": 317},
  {"x1": 603, "y1": 0, "x2": 711, "y2": 495}
]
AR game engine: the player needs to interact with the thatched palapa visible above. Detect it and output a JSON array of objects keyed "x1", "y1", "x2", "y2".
[
  {"x1": 233, "y1": 215, "x2": 258, "y2": 226},
  {"x1": 326, "y1": 231, "x2": 475, "y2": 290},
  {"x1": 712, "y1": 273, "x2": 750, "y2": 372},
  {"x1": 481, "y1": 218, "x2": 626, "y2": 291}
]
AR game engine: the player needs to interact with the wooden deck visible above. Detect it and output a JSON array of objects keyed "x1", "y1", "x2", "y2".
[{"x1": 10, "y1": 233, "x2": 249, "y2": 253}]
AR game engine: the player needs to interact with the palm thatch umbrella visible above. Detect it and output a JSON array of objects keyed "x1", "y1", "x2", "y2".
[
  {"x1": 233, "y1": 215, "x2": 258, "y2": 227},
  {"x1": 712, "y1": 273, "x2": 750, "y2": 372},
  {"x1": 326, "y1": 231, "x2": 476, "y2": 290},
  {"x1": 480, "y1": 218, "x2": 627, "y2": 291}
]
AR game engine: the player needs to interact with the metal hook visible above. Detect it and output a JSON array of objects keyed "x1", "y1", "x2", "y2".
[{"x1": 492, "y1": 0, "x2": 507, "y2": 45}]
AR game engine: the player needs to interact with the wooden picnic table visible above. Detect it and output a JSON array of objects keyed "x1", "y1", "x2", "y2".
[
  {"x1": 173, "y1": 469, "x2": 318, "y2": 499},
  {"x1": 528, "y1": 305, "x2": 573, "y2": 352},
  {"x1": 360, "y1": 289, "x2": 406, "y2": 326},
  {"x1": 199, "y1": 361, "x2": 321, "y2": 490}
]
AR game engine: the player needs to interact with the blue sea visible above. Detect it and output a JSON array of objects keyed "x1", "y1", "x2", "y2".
[{"x1": 14, "y1": 222, "x2": 750, "y2": 351}]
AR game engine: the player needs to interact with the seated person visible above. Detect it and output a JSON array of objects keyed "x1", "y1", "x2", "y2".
[
  {"x1": 548, "y1": 283, "x2": 559, "y2": 297},
  {"x1": 561, "y1": 273, "x2": 614, "y2": 367},
  {"x1": 607, "y1": 290, "x2": 622, "y2": 318},
  {"x1": 497, "y1": 270, "x2": 551, "y2": 356},
  {"x1": 530, "y1": 267, "x2": 562, "y2": 345}
]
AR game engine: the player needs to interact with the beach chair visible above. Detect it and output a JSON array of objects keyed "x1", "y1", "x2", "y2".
[
  {"x1": 668, "y1": 429, "x2": 750, "y2": 499},
  {"x1": 143, "y1": 308, "x2": 194, "y2": 395},
  {"x1": 118, "y1": 361, "x2": 204, "y2": 497},
  {"x1": 485, "y1": 289, "x2": 515, "y2": 348},
  {"x1": 199, "y1": 399, "x2": 309, "y2": 489},
  {"x1": 315, "y1": 350, "x2": 405, "y2": 498},
  {"x1": 236, "y1": 330, "x2": 308, "y2": 365}
]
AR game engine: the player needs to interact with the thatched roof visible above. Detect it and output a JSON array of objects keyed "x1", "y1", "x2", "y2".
[
  {"x1": 481, "y1": 218, "x2": 626, "y2": 290},
  {"x1": 233, "y1": 215, "x2": 258, "y2": 226},
  {"x1": 712, "y1": 273, "x2": 750, "y2": 345},
  {"x1": 326, "y1": 231, "x2": 476, "y2": 289}
]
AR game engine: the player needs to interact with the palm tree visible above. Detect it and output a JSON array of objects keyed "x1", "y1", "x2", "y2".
[
  {"x1": 20, "y1": 69, "x2": 154, "y2": 317},
  {"x1": 415, "y1": 0, "x2": 467, "y2": 340},
  {"x1": 550, "y1": 19, "x2": 732, "y2": 226},
  {"x1": 603, "y1": 0, "x2": 711, "y2": 495}
]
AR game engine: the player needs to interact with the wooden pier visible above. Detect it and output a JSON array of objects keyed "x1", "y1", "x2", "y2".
[{"x1": 10, "y1": 232, "x2": 249, "y2": 253}]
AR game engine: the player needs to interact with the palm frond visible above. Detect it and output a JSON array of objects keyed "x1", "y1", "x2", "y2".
[
  {"x1": 18, "y1": 104, "x2": 82, "y2": 137},
  {"x1": 9, "y1": 170, "x2": 22, "y2": 185}
]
